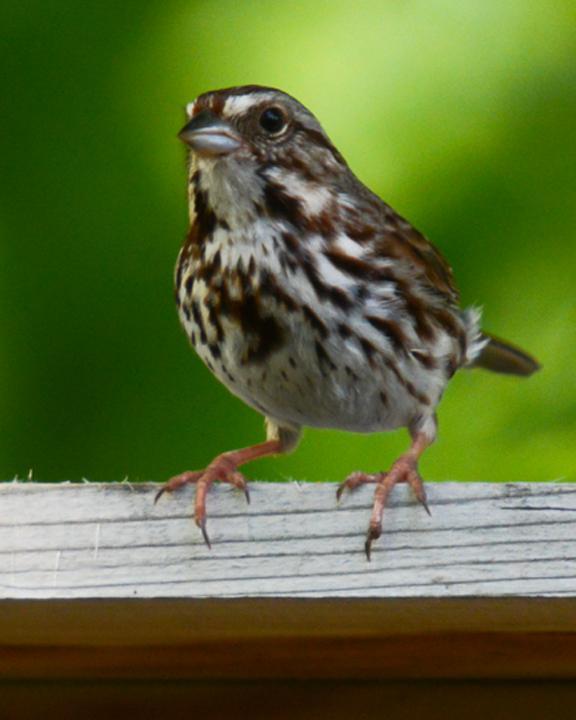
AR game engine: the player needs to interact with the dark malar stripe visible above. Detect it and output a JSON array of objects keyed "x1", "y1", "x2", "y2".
[
  {"x1": 194, "y1": 187, "x2": 217, "y2": 238},
  {"x1": 262, "y1": 182, "x2": 335, "y2": 238},
  {"x1": 263, "y1": 183, "x2": 305, "y2": 229}
]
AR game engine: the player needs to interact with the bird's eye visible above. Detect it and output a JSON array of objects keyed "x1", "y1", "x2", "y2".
[{"x1": 259, "y1": 107, "x2": 286, "y2": 134}]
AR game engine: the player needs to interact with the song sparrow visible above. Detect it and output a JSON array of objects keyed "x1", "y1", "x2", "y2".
[{"x1": 156, "y1": 85, "x2": 539, "y2": 558}]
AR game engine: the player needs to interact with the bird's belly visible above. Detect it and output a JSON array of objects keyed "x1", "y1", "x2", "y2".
[{"x1": 181, "y1": 302, "x2": 442, "y2": 433}]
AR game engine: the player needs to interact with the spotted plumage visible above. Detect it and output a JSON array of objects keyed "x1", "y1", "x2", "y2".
[{"x1": 159, "y1": 85, "x2": 539, "y2": 557}]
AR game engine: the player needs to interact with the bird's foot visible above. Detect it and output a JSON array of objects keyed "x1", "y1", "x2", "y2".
[
  {"x1": 154, "y1": 454, "x2": 249, "y2": 548},
  {"x1": 337, "y1": 455, "x2": 430, "y2": 560}
]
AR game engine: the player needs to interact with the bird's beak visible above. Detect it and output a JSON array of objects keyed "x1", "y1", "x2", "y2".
[{"x1": 178, "y1": 110, "x2": 242, "y2": 157}]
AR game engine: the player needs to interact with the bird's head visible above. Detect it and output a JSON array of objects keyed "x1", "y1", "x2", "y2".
[
  {"x1": 180, "y1": 85, "x2": 343, "y2": 168},
  {"x1": 179, "y1": 86, "x2": 351, "y2": 227}
]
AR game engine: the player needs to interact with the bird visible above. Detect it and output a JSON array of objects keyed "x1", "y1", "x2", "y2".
[{"x1": 155, "y1": 84, "x2": 540, "y2": 558}]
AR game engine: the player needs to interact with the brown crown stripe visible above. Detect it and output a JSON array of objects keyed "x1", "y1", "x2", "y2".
[
  {"x1": 366, "y1": 315, "x2": 408, "y2": 354},
  {"x1": 210, "y1": 93, "x2": 225, "y2": 114},
  {"x1": 199, "y1": 85, "x2": 283, "y2": 105}
]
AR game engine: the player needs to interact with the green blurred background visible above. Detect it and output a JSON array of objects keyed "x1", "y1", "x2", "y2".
[{"x1": 2, "y1": 0, "x2": 575, "y2": 485}]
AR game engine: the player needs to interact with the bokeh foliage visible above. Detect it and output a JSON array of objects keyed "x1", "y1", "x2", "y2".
[{"x1": 1, "y1": 0, "x2": 575, "y2": 483}]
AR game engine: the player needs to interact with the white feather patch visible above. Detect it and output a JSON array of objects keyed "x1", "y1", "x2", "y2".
[{"x1": 224, "y1": 94, "x2": 275, "y2": 117}]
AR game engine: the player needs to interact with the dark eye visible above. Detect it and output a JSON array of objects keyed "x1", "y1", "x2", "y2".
[{"x1": 259, "y1": 107, "x2": 286, "y2": 134}]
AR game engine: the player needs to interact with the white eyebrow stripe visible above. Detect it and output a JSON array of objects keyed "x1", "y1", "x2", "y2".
[
  {"x1": 224, "y1": 93, "x2": 275, "y2": 117},
  {"x1": 185, "y1": 101, "x2": 196, "y2": 118}
]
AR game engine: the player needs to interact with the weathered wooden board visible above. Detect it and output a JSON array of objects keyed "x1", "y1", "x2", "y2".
[
  {"x1": 0, "y1": 481, "x2": 576, "y2": 680},
  {"x1": 0, "y1": 481, "x2": 575, "y2": 599}
]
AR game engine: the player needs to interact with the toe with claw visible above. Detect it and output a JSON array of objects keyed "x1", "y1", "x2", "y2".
[
  {"x1": 153, "y1": 437, "x2": 285, "y2": 548},
  {"x1": 154, "y1": 457, "x2": 250, "y2": 548}
]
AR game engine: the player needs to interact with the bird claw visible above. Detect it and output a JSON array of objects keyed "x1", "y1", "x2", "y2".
[
  {"x1": 154, "y1": 470, "x2": 203, "y2": 504},
  {"x1": 340, "y1": 458, "x2": 430, "y2": 558},
  {"x1": 154, "y1": 463, "x2": 249, "y2": 547},
  {"x1": 364, "y1": 522, "x2": 382, "y2": 562},
  {"x1": 336, "y1": 471, "x2": 380, "y2": 502},
  {"x1": 197, "y1": 516, "x2": 212, "y2": 549}
]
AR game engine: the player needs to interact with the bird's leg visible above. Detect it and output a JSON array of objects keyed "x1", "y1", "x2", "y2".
[
  {"x1": 155, "y1": 439, "x2": 283, "y2": 548},
  {"x1": 337, "y1": 431, "x2": 432, "y2": 560}
]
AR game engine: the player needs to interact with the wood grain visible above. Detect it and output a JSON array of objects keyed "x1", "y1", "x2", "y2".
[
  {"x1": 0, "y1": 481, "x2": 575, "y2": 681},
  {"x1": 0, "y1": 481, "x2": 575, "y2": 599}
]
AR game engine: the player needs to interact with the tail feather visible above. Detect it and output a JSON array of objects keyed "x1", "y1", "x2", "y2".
[{"x1": 470, "y1": 333, "x2": 540, "y2": 377}]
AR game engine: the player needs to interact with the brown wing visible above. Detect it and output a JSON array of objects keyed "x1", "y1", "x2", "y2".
[
  {"x1": 338, "y1": 169, "x2": 460, "y2": 304},
  {"x1": 383, "y1": 210, "x2": 460, "y2": 304}
]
